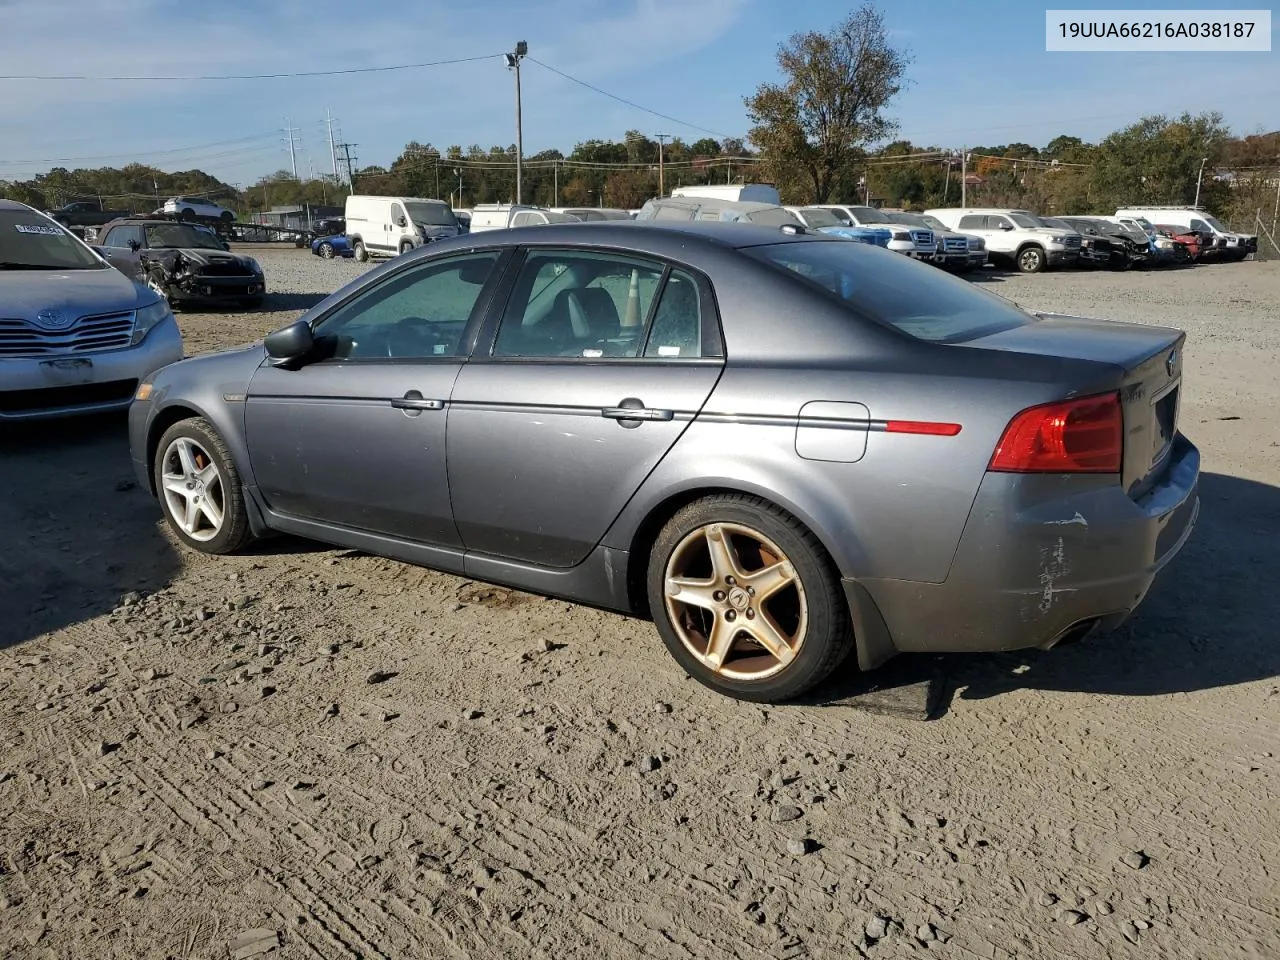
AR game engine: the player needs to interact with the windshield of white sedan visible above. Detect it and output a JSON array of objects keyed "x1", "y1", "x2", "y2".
[
  {"x1": 145, "y1": 224, "x2": 225, "y2": 250},
  {"x1": 745, "y1": 240, "x2": 1034, "y2": 343},
  {"x1": 0, "y1": 211, "x2": 104, "y2": 269}
]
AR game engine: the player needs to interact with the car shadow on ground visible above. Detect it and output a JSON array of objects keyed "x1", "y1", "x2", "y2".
[
  {"x1": 806, "y1": 471, "x2": 1280, "y2": 719},
  {"x1": 0, "y1": 414, "x2": 182, "y2": 651},
  {"x1": 261, "y1": 293, "x2": 331, "y2": 312}
]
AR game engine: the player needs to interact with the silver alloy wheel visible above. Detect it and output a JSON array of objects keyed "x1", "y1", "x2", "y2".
[
  {"x1": 1019, "y1": 247, "x2": 1043, "y2": 272},
  {"x1": 319, "y1": 242, "x2": 334, "y2": 259},
  {"x1": 663, "y1": 522, "x2": 808, "y2": 681},
  {"x1": 160, "y1": 436, "x2": 226, "y2": 542}
]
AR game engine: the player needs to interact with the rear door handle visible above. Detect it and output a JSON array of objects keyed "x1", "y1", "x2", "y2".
[{"x1": 602, "y1": 398, "x2": 673, "y2": 422}]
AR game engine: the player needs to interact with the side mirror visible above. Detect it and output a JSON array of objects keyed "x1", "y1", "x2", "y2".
[
  {"x1": 220, "y1": 239, "x2": 231, "y2": 250},
  {"x1": 264, "y1": 319, "x2": 315, "y2": 363},
  {"x1": 396, "y1": 215, "x2": 407, "y2": 227},
  {"x1": 999, "y1": 223, "x2": 1014, "y2": 231}
]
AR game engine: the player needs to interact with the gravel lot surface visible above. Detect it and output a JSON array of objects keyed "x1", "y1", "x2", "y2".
[{"x1": 1, "y1": 246, "x2": 1277, "y2": 960}]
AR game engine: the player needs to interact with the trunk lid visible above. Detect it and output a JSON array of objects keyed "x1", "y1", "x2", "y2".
[{"x1": 969, "y1": 312, "x2": 1184, "y2": 498}]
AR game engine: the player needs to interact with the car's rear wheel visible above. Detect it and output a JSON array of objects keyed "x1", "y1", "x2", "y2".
[
  {"x1": 153, "y1": 418, "x2": 254, "y2": 555},
  {"x1": 353, "y1": 240, "x2": 369, "y2": 262},
  {"x1": 646, "y1": 495, "x2": 852, "y2": 702},
  {"x1": 220, "y1": 211, "x2": 234, "y2": 223},
  {"x1": 318, "y1": 242, "x2": 335, "y2": 259},
  {"x1": 180, "y1": 208, "x2": 195, "y2": 221}
]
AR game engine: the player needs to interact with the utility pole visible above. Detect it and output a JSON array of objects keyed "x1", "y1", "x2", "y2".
[
  {"x1": 655, "y1": 133, "x2": 670, "y2": 196},
  {"x1": 283, "y1": 119, "x2": 301, "y2": 179},
  {"x1": 325, "y1": 107, "x2": 340, "y2": 180},
  {"x1": 961, "y1": 146, "x2": 968, "y2": 207},
  {"x1": 339, "y1": 143, "x2": 359, "y2": 192},
  {"x1": 504, "y1": 41, "x2": 528, "y2": 203},
  {"x1": 1194, "y1": 156, "x2": 1208, "y2": 208},
  {"x1": 553, "y1": 160, "x2": 559, "y2": 206}
]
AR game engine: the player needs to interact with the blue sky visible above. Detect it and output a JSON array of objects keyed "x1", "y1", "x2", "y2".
[{"x1": 1, "y1": 0, "x2": 1275, "y2": 187}]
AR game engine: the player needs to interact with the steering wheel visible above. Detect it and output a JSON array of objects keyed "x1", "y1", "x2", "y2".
[{"x1": 385, "y1": 315, "x2": 441, "y2": 358}]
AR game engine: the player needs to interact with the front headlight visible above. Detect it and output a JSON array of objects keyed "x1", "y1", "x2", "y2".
[{"x1": 131, "y1": 298, "x2": 173, "y2": 345}]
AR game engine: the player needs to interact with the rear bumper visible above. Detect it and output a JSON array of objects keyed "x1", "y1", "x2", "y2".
[
  {"x1": 848, "y1": 433, "x2": 1200, "y2": 665},
  {"x1": 0, "y1": 318, "x2": 183, "y2": 422}
]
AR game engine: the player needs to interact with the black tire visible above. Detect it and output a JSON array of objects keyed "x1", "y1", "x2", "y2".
[
  {"x1": 220, "y1": 211, "x2": 234, "y2": 223},
  {"x1": 646, "y1": 494, "x2": 853, "y2": 703},
  {"x1": 152, "y1": 417, "x2": 254, "y2": 555},
  {"x1": 318, "y1": 242, "x2": 335, "y2": 259},
  {"x1": 353, "y1": 240, "x2": 369, "y2": 262},
  {"x1": 180, "y1": 208, "x2": 195, "y2": 221},
  {"x1": 1017, "y1": 245, "x2": 1046, "y2": 273}
]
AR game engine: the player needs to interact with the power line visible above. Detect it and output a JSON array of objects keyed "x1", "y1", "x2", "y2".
[
  {"x1": 0, "y1": 53, "x2": 504, "y2": 82},
  {"x1": 527, "y1": 57, "x2": 733, "y2": 140}
]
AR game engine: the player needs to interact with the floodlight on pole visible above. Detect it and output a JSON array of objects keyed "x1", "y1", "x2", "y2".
[{"x1": 505, "y1": 41, "x2": 528, "y2": 203}]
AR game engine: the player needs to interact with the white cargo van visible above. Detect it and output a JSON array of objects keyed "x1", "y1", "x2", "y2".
[
  {"x1": 343, "y1": 195, "x2": 461, "y2": 261},
  {"x1": 1115, "y1": 206, "x2": 1257, "y2": 260},
  {"x1": 669, "y1": 183, "x2": 782, "y2": 205}
]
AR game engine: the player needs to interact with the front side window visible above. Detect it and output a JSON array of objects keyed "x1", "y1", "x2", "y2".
[
  {"x1": 0, "y1": 210, "x2": 104, "y2": 269},
  {"x1": 744, "y1": 239, "x2": 1034, "y2": 344},
  {"x1": 1007, "y1": 213, "x2": 1041, "y2": 228},
  {"x1": 104, "y1": 225, "x2": 145, "y2": 249},
  {"x1": 315, "y1": 251, "x2": 500, "y2": 360}
]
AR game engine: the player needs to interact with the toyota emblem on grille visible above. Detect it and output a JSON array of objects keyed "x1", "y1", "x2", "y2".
[
  {"x1": 1165, "y1": 350, "x2": 1177, "y2": 377},
  {"x1": 34, "y1": 309, "x2": 74, "y2": 330}
]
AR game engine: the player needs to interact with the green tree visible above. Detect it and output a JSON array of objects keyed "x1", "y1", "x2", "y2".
[
  {"x1": 744, "y1": 3, "x2": 911, "y2": 202},
  {"x1": 1089, "y1": 112, "x2": 1230, "y2": 209}
]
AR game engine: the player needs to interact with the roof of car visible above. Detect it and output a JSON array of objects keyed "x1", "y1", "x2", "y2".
[
  {"x1": 441, "y1": 220, "x2": 831, "y2": 252},
  {"x1": 0, "y1": 199, "x2": 33, "y2": 212}
]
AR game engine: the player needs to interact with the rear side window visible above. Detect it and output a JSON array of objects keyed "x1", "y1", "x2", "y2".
[
  {"x1": 957, "y1": 215, "x2": 984, "y2": 229},
  {"x1": 743, "y1": 239, "x2": 1034, "y2": 344}
]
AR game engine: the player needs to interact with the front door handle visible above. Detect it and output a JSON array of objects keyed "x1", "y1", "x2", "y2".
[
  {"x1": 391, "y1": 390, "x2": 443, "y2": 413},
  {"x1": 602, "y1": 398, "x2": 674, "y2": 423}
]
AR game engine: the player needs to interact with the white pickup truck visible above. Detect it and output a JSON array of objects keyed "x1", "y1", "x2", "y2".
[
  {"x1": 924, "y1": 208, "x2": 1081, "y2": 273},
  {"x1": 807, "y1": 204, "x2": 937, "y2": 260}
]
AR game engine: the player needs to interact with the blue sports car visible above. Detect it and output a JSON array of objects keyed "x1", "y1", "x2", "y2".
[{"x1": 309, "y1": 218, "x2": 353, "y2": 259}]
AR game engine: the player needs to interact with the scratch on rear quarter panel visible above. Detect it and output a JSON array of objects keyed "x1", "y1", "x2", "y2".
[
  {"x1": 1046, "y1": 512, "x2": 1088, "y2": 528},
  {"x1": 1038, "y1": 537, "x2": 1073, "y2": 615}
]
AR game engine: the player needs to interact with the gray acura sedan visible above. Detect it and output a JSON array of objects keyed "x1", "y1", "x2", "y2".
[{"x1": 127, "y1": 222, "x2": 1199, "y2": 702}]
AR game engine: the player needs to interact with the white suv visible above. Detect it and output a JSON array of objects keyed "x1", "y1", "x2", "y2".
[
  {"x1": 162, "y1": 196, "x2": 236, "y2": 224},
  {"x1": 924, "y1": 208, "x2": 1080, "y2": 273},
  {"x1": 806, "y1": 204, "x2": 936, "y2": 259}
]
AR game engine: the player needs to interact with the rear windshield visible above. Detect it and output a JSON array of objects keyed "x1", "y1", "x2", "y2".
[
  {"x1": 0, "y1": 210, "x2": 104, "y2": 269},
  {"x1": 743, "y1": 239, "x2": 1034, "y2": 343}
]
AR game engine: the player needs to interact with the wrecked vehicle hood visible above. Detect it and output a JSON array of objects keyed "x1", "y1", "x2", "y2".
[
  {"x1": 142, "y1": 248, "x2": 258, "y2": 270},
  {"x1": 0, "y1": 265, "x2": 146, "y2": 321}
]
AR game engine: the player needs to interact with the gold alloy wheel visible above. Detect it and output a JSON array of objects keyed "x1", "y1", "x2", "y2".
[{"x1": 663, "y1": 522, "x2": 808, "y2": 681}]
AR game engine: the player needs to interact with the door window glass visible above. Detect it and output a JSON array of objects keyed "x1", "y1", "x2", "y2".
[
  {"x1": 957, "y1": 215, "x2": 984, "y2": 230},
  {"x1": 642, "y1": 270, "x2": 704, "y2": 358},
  {"x1": 105, "y1": 224, "x2": 144, "y2": 248},
  {"x1": 493, "y1": 250, "x2": 665, "y2": 358},
  {"x1": 315, "y1": 252, "x2": 499, "y2": 360}
]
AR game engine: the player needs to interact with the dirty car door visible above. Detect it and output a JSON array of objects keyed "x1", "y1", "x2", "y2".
[
  {"x1": 244, "y1": 250, "x2": 507, "y2": 556},
  {"x1": 448, "y1": 247, "x2": 723, "y2": 567}
]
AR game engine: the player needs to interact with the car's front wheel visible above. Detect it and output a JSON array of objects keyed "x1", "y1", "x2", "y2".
[
  {"x1": 1017, "y1": 245, "x2": 1046, "y2": 273},
  {"x1": 353, "y1": 240, "x2": 369, "y2": 262},
  {"x1": 646, "y1": 495, "x2": 852, "y2": 702},
  {"x1": 318, "y1": 241, "x2": 335, "y2": 259},
  {"x1": 153, "y1": 417, "x2": 254, "y2": 554}
]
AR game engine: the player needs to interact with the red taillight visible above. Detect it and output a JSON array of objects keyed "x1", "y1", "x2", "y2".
[{"x1": 989, "y1": 392, "x2": 1123, "y2": 474}]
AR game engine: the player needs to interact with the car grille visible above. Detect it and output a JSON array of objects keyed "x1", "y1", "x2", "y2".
[
  {"x1": 1063, "y1": 235, "x2": 1082, "y2": 250},
  {"x1": 0, "y1": 378, "x2": 138, "y2": 413},
  {"x1": 0, "y1": 310, "x2": 136, "y2": 358},
  {"x1": 942, "y1": 236, "x2": 968, "y2": 253},
  {"x1": 199, "y1": 259, "x2": 253, "y2": 277},
  {"x1": 910, "y1": 229, "x2": 934, "y2": 247}
]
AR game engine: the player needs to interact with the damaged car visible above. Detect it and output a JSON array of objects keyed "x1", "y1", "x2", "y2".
[{"x1": 97, "y1": 219, "x2": 265, "y2": 307}]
